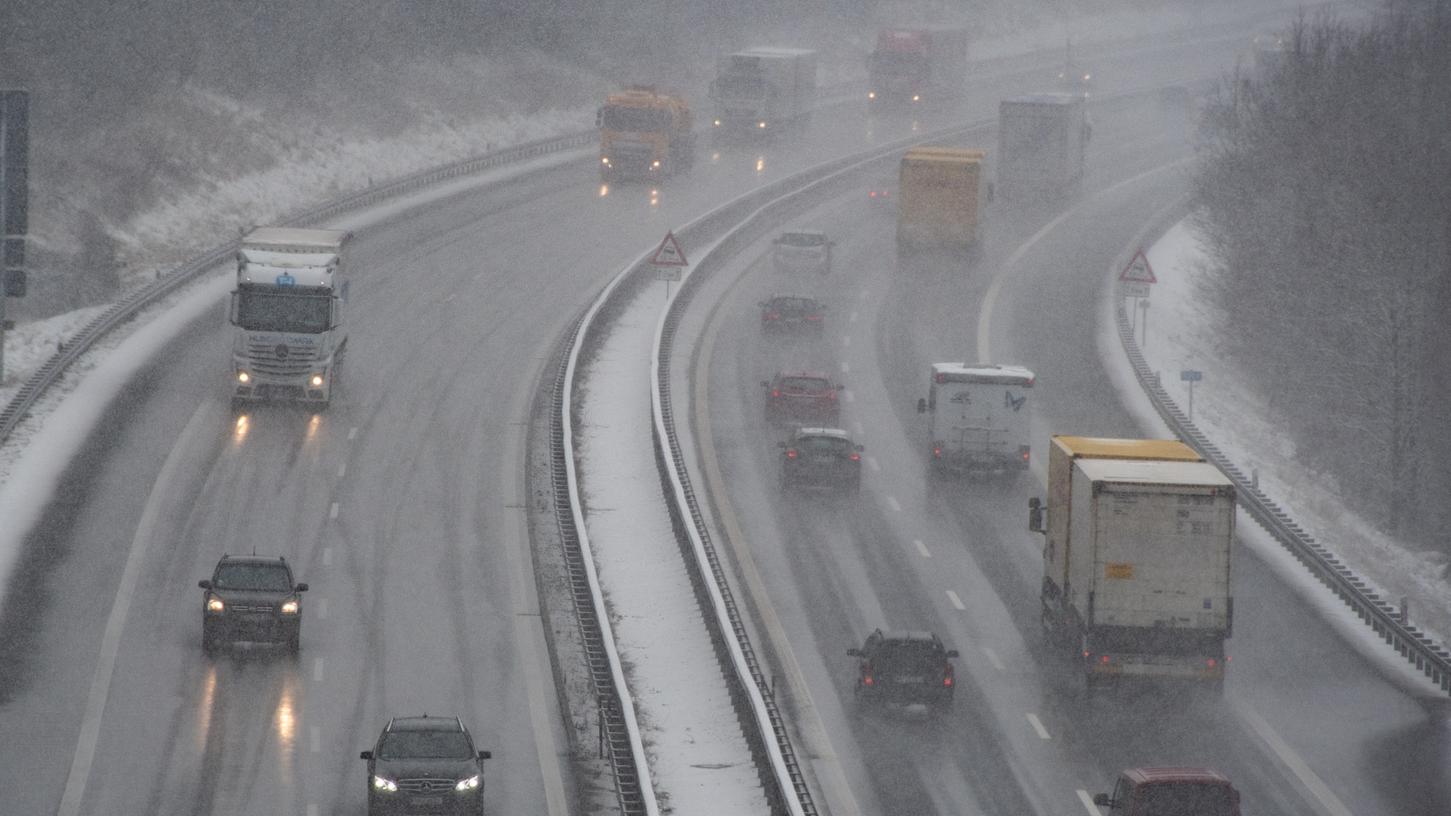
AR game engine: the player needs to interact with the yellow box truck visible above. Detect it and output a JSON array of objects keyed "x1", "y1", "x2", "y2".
[{"x1": 897, "y1": 146, "x2": 984, "y2": 253}]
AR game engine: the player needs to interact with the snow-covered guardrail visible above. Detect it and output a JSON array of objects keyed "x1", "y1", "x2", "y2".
[{"x1": 1115, "y1": 201, "x2": 1451, "y2": 695}]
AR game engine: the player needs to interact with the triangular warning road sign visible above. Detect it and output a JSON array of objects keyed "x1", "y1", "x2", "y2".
[
  {"x1": 650, "y1": 231, "x2": 689, "y2": 267},
  {"x1": 1120, "y1": 249, "x2": 1156, "y2": 284}
]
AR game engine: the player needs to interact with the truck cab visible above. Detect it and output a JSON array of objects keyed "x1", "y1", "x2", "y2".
[
  {"x1": 598, "y1": 86, "x2": 694, "y2": 182},
  {"x1": 916, "y1": 363, "x2": 1034, "y2": 476}
]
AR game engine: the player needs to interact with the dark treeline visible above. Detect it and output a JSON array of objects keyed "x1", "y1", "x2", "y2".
[{"x1": 1192, "y1": 5, "x2": 1451, "y2": 549}]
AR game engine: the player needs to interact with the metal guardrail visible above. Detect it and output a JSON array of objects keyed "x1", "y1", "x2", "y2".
[
  {"x1": 0, "y1": 129, "x2": 597, "y2": 445},
  {"x1": 1114, "y1": 201, "x2": 1451, "y2": 694}
]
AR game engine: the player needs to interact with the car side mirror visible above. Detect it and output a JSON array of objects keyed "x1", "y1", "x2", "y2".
[
  {"x1": 360, "y1": 750, "x2": 374, "y2": 760},
  {"x1": 478, "y1": 750, "x2": 492, "y2": 760},
  {"x1": 945, "y1": 649, "x2": 959, "y2": 658},
  {"x1": 1028, "y1": 497, "x2": 1045, "y2": 534},
  {"x1": 847, "y1": 648, "x2": 863, "y2": 657},
  {"x1": 1093, "y1": 793, "x2": 1112, "y2": 807},
  {"x1": 916, "y1": 397, "x2": 927, "y2": 414},
  {"x1": 198, "y1": 579, "x2": 212, "y2": 590},
  {"x1": 295, "y1": 583, "x2": 309, "y2": 592}
]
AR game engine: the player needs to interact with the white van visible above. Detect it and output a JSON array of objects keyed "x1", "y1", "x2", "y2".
[
  {"x1": 772, "y1": 230, "x2": 833, "y2": 274},
  {"x1": 916, "y1": 363, "x2": 1035, "y2": 476}
]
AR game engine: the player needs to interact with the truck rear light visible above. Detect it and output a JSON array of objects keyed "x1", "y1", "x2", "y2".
[
  {"x1": 785, "y1": 449, "x2": 798, "y2": 459},
  {"x1": 849, "y1": 453, "x2": 860, "y2": 462},
  {"x1": 1099, "y1": 654, "x2": 1111, "y2": 664},
  {"x1": 932, "y1": 444, "x2": 943, "y2": 458}
]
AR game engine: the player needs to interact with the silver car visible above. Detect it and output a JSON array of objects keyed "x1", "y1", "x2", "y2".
[{"x1": 772, "y1": 230, "x2": 833, "y2": 274}]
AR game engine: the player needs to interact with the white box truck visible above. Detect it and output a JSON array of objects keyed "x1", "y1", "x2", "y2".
[
  {"x1": 1028, "y1": 437, "x2": 1234, "y2": 692},
  {"x1": 230, "y1": 227, "x2": 352, "y2": 407},
  {"x1": 916, "y1": 363, "x2": 1034, "y2": 476},
  {"x1": 997, "y1": 93, "x2": 1088, "y2": 201},
  {"x1": 709, "y1": 47, "x2": 817, "y2": 138}
]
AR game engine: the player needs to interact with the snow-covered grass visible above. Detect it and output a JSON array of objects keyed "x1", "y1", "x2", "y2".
[{"x1": 1138, "y1": 219, "x2": 1451, "y2": 689}]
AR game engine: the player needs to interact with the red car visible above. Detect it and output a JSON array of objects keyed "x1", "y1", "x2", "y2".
[
  {"x1": 1094, "y1": 768, "x2": 1241, "y2": 816},
  {"x1": 762, "y1": 371, "x2": 841, "y2": 424}
]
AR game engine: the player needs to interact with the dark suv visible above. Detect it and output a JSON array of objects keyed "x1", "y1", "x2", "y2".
[
  {"x1": 759, "y1": 294, "x2": 826, "y2": 332},
  {"x1": 847, "y1": 629, "x2": 957, "y2": 712},
  {"x1": 361, "y1": 716, "x2": 493, "y2": 816},
  {"x1": 762, "y1": 371, "x2": 841, "y2": 425},
  {"x1": 199, "y1": 555, "x2": 308, "y2": 653},
  {"x1": 1093, "y1": 767, "x2": 1241, "y2": 816},
  {"x1": 781, "y1": 427, "x2": 863, "y2": 492}
]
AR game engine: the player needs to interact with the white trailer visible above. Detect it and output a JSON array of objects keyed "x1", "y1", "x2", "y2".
[
  {"x1": 916, "y1": 363, "x2": 1034, "y2": 476},
  {"x1": 230, "y1": 227, "x2": 352, "y2": 407},
  {"x1": 709, "y1": 47, "x2": 817, "y2": 137},
  {"x1": 997, "y1": 93, "x2": 1088, "y2": 201},
  {"x1": 1030, "y1": 448, "x2": 1235, "y2": 691}
]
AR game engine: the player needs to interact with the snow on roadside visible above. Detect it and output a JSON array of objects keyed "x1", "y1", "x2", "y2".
[
  {"x1": 1133, "y1": 219, "x2": 1451, "y2": 691},
  {"x1": 574, "y1": 284, "x2": 767, "y2": 815}
]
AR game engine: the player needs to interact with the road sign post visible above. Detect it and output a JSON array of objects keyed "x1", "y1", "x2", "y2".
[
  {"x1": 1120, "y1": 248, "x2": 1156, "y2": 300},
  {"x1": 1180, "y1": 369, "x2": 1202, "y2": 421},
  {"x1": 650, "y1": 230, "x2": 689, "y2": 300}
]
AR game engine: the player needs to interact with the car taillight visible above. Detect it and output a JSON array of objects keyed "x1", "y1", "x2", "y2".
[
  {"x1": 1099, "y1": 654, "x2": 1112, "y2": 664},
  {"x1": 827, "y1": 390, "x2": 837, "y2": 400},
  {"x1": 765, "y1": 312, "x2": 780, "y2": 320},
  {"x1": 943, "y1": 665, "x2": 954, "y2": 687},
  {"x1": 1206, "y1": 658, "x2": 1217, "y2": 668},
  {"x1": 932, "y1": 444, "x2": 943, "y2": 458},
  {"x1": 1019, "y1": 445, "x2": 1031, "y2": 462},
  {"x1": 849, "y1": 452, "x2": 860, "y2": 462},
  {"x1": 804, "y1": 314, "x2": 822, "y2": 321},
  {"x1": 785, "y1": 449, "x2": 798, "y2": 459},
  {"x1": 771, "y1": 389, "x2": 781, "y2": 398},
  {"x1": 862, "y1": 662, "x2": 875, "y2": 686}
]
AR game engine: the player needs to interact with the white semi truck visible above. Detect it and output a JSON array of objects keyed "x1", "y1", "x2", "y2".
[
  {"x1": 708, "y1": 47, "x2": 817, "y2": 138},
  {"x1": 916, "y1": 363, "x2": 1035, "y2": 476},
  {"x1": 230, "y1": 227, "x2": 352, "y2": 407},
  {"x1": 1028, "y1": 436, "x2": 1235, "y2": 692},
  {"x1": 997, "y1": 93, "x2": 1089, "y2": 201}
]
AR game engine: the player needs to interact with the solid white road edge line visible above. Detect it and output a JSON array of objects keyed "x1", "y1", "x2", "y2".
[
  {"x1": 946, "y1": 590, "x2": 965, "y2": 611},
  {"x1": 1075, "y1": 789, "x2": 1100, "y2": 815},
  {"x1": 322, "y1": 546, "x2": 333, "y2": 566},
  {"x1": 329, "y1": 502, "x2": 339, "y2": 520},
  {"x1": 313, "y1": 657, "x2": 324, "y2": 683},
  {"x1": 982, "y1": 646, "x2": 1005, "y2": 671},
  {"x1": 1026, "y1": 713, "x2": 1051, "y2": 740},
  {"x1": 56, "y1": 400, "x2": 212, "y2": 816},
  {"x1": 1235, "y1": 700, "x2": 1355, "y2": 816},
  {"x1": 914, "y1": 540, "x2": 931, "y2": 558}
]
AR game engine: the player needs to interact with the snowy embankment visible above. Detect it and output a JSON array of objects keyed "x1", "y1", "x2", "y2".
[{"x1": 1126, "y1": 219, "x2": 1450, "y2": 695}]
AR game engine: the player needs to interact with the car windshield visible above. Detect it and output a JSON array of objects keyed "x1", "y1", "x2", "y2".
[
  {"x1": 875, "y1": 642, "x2": 944, "y2": 672},
  {"x1": 377, "y1": 729, "x2": 474, "y2": 760},
  {"x1": 1137, "y1": 783, "x2": 1235, "y2": 816},
  {"x1": 797, "y1": 435, "x2": 851, "y2": 454},
  {"x1": 778, "y1": 232, "x2": 826, "y2": 248},
  {"x1": 780, "y1": 377, "x2": 830, "y2": 392},
  {"x1": 213, "y1": 563, "x2": 293, "y2": 592}
]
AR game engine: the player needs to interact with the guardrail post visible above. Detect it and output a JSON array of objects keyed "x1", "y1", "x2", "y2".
[{"x1": 1401, "y1": 597, "x2": 1409, "y2": 624}]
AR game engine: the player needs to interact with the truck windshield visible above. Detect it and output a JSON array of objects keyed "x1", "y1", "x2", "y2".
[
  {"x1": 871, "y1": 52, "x2": 926, "y2": 76},
  {"x1": 713, "y1": 75, "x2": 766, "y2": 101},
  {"x1": 601, "y1": 106, "x2": 670, "y2": 133},
  {"x1": 235, "y1": 289, "x2": 331, "y2": 334}
]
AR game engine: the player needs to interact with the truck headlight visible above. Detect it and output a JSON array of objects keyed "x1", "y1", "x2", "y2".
[
  {"x1": 281, "y1": 599, "x2": 300, "y2": 615},
  {"x1": 310, "y1": 373, "x2": 324, "y2": 387},
  {"x1": 757, "y1": 120, "x2": 767, "y2": 129},
  {"x1": 713, "y1": 118, "x2": 722, "y2": 126},
  {"x1": 651, "y1": 159, "x2": 661, "y2": 168},
  {"x1": 455, "y1": 774, "x2": 480, "y2": 792},
  {"x1": 867, "y1": 91, "x2": 876, "y2": 100},
  {"x1": 237, "y1": 371, "x2": 251, "y2": 384},
  {"x1": 207, "y1": 596, "x2": 225, "y2": 613},
  {"x1": 601, "y1": 156, "x2": 610, "y2": 165},
  {"x1": 372, "y1": 775, "x2": 398, "y2": 793}
]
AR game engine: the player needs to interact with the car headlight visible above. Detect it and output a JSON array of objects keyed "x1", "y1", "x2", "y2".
[
  {"x1": 281, "y1": 599, "x2": 300, "y2": 615},
  {"x1": 237, "y1": 371, "x2": 250, "y2": 384},
  {"x1": 372, "y1": 775, "x2": 398, "y2": 792},
  {"x1": 309, "y1": 373, "x2": 324, "y2": 387},
  {"x1": 455, "y1": 774, "x2": 480, "y2": 792},
  {"x1": 207, "y1": 596, "x2": 225, "y2": 613}
]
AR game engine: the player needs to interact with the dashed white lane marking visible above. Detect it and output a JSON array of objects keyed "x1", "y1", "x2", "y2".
[
  {"x1": 1237, "y1": 701, "x2": 1356, "y2": 816},
  {"x1": 329, "y1": 502, "x2": 339, "y2": 520},
  {"x1": 886, "y1": 496, "x2": 902, "y2": 512},
  {"x1": 318, "y1": 598, "x2": 329, "y2": 620},
  {"x1": 310, "y1": 726, "x2": 321, "y2": 753},
  {"x1": 313, "y1": 658, "x2": 324, "y2": 683},
  {"x1": 337, "y1": 462, "x2": 347, "y2": 478},
  {"x1": 322, "y1": 547, "x2": 333, "y2": 566},
  {"x1": 866, "y1": 457, "x2": 881, "y2": 472},
  {"x1": 348, "y1": 426, "x2": 359, "y2": 440},
  {"x1": 946, "y1": 590, "x2": 965, "y2": 610},
  {"x1": 1076, "y1": 790, "x2": 1100, "y2": 815},
  {"x1": 840, "y1": 361, "x2": 850, "y2": 374},
  {"x1": 914, "y1": 539, "x2": 931, "y2": 558},
  {"x1": 849, "y1": 311, "x2": 859, "y2": 323},
  {"x1": 982, "y1": 647, "x2": 1005, "y2": 671},
  {"x1": 842, "y1": 335, "x2": 851, "y2": 348},
  {"x1": 1026, "y1": 713, "x2": 1051, "y2": 740}
]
